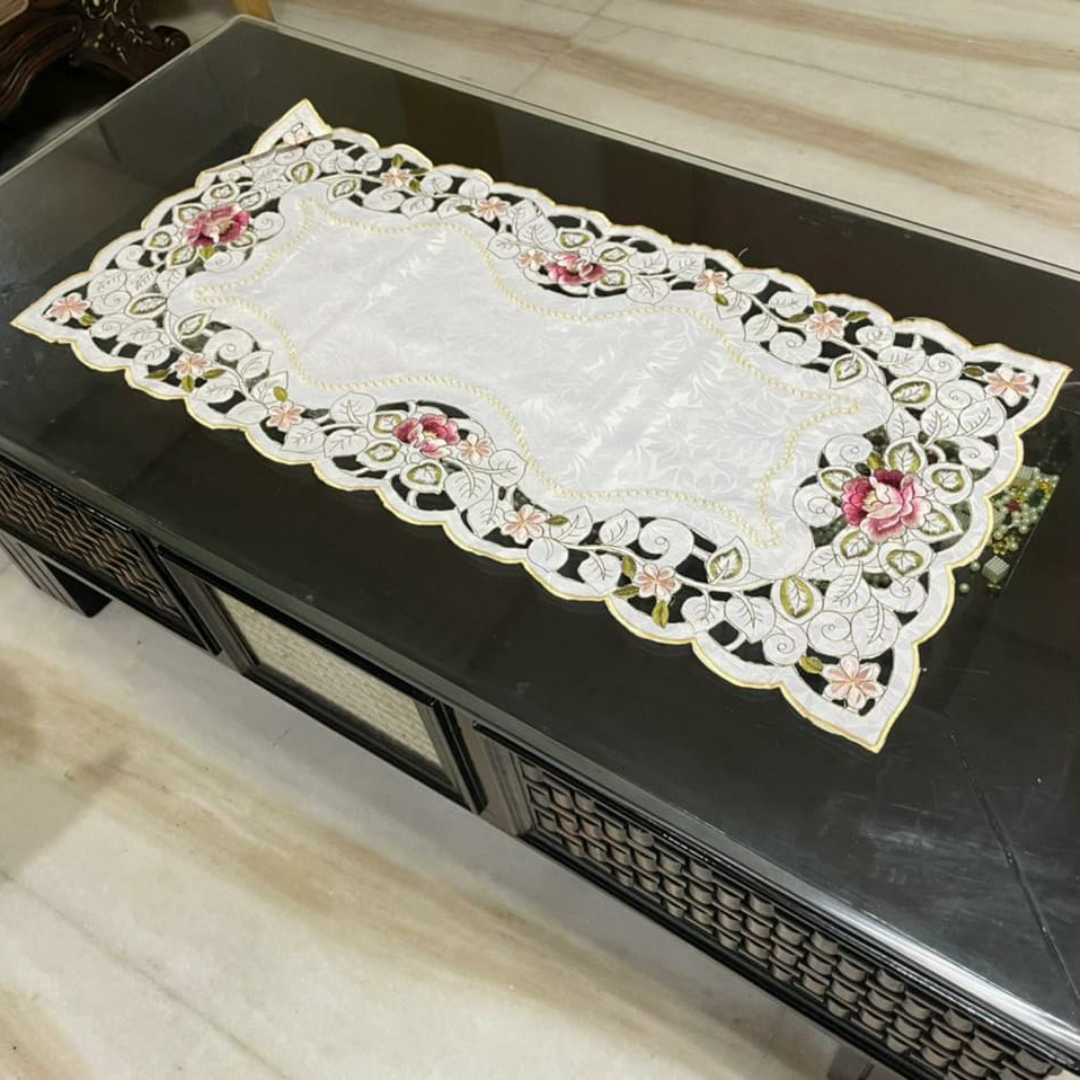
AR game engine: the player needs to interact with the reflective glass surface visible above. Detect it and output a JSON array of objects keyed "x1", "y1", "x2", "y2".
[{"x1": 1, "y1": 19, "x2": 1078, "y2": 1052}]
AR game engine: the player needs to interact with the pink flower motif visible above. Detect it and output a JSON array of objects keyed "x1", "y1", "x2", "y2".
[
  {"x1": 545, "y1": 253, "x2": 607, "y2": 287},
  {"x1": 633, "y1": 563, "x2": 680, "y2": 601},
  {"x1": 391, "y1": 413, "x2": 461, "y2": 459},
  {"x1": 458, "y1": 433, "x2": 494, "y2": 465},
  {"x1": 475, "y1": 197, "x2": 510, "y2": 222},
  {"x1": 984, "y1": 366, "x2": 1034, "y2": 408},
  {"x1": 267, "y1": 400, "x2": 305, "y2": 430},
  {"x1": 841, "y1": 469, "x2": 930, "y2": 542},
  {"x1": 185, "y1": 204, "x2": 251, "y2": 248},
  {"x1": 171, "y1": 353, "x2": 209, "y2": 379},
  {"x1": 806, "y1": 309, "x2": 846, "y2": 341},
  {"x1": 822, "y1": 655, "x2": 884, "y2": 711},
  {"x1": 45, "y1": 293, "x2": 90, "y2": 322},
  {"x1": 694, "y1": 269, "x2": 728, "y2": 295},
  {"x1": 501, "y1": 504, "x2": 546, "y2": 544},
  {"x1": 516, "y1": 248, "x2": 548, "y2": 271},
  {"x1": 381, "y1": 166, "x2": 412, "y2": 189}
]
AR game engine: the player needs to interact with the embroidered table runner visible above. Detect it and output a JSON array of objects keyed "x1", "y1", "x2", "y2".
[{"x1": 16, "y1": 101, "x2": 1069, "y2": 751}]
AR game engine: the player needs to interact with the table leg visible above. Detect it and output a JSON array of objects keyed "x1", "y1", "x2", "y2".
[
  {"x1": 827, "y1": 1044, "x2": 877, "y2": 1080},
  {"x1": 0, "y1": 532, "x2": 110, "y2": 618},
  {"x1": 233, "y1": 0, "x2": 274, "y2": 18}
]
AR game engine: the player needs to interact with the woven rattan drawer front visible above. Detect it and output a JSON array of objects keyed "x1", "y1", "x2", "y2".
[
  {"x1": 212, "y1": 589, "x2": 441, "y2": 767},
  {"x1": 0, "y1": 457, "x2": 189, "y2": 630},
  {"x1": 510, "y1": 753, "x2": 1058, "y2": 1080}
]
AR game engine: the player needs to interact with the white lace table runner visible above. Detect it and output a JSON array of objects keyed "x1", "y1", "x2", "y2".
[{"x1": 16, "y1": 101, "x2": 1069, "y2": 751}]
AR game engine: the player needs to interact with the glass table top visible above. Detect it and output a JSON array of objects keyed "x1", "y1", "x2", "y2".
[{"x1": 1, "y1": 17, "x2": 1078, "y2": 1055}]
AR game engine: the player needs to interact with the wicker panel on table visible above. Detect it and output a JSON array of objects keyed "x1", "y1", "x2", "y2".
[
  {"x1": 212, "y1": 588, "x2": 441, "y2": 766},
  {"x1": 0, "y1": 457, "x2": 188, "y2": 628},
  {"x1": 511, "y1": 753, "x2": 1059, "y2": 1080}
]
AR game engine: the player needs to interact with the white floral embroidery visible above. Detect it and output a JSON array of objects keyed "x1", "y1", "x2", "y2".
[{"x1": 14, "y1": 103, "x2": 1069, "y2": 750}]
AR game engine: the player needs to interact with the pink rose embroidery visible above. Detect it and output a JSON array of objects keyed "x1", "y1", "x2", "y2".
[
  {"x1": 822, "y1": 655, "x2": 884, "y2": 711},
  {"x1": 458, "y1": 433, "x2": 493, "y2": 465},
  {"x1": 545, "y1": 253, "x2": 606, "y2": 287},
  {"x1": 171, "y1": 353, "x2": 209, "y2": 379},
  {"x1": 806, "y1": 310, "x2": 845, "y2": 341},
  {"x1": 984, "y1": 366, "x2": 1034, "y2": 407},
  {"x1": 46, "y1": 293, "x2": 90, "y2": 322},
  {"x1": 185, "y1": 204, "x2": 251, "y2": 248},
  {"x1": 841, "y1": 469, "x2": 929, "y2": 542},
  {"x1": 501, "y1": 504, "x2": 546, "y2": 544},
  {"x1": 634, "y1": 563, "x2": 680, "y2": 601},
  {"x1": 392, "y1": 413, "x2": 461, "y2": 459},
  {"x1": 267, "y1": 400, "x2": 305, "y2": 430}
]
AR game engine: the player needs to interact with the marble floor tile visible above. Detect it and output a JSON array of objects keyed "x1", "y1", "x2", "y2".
[
  {"x1": 513, "y1": 16, "x2": 1080, "y2": 269},
  {"x1": 0, "y1": 558, "x2": 838, "y2": 1079},
  {"x1": 604, "y1": 0, "x2": 1080, "y2": 130},
  {"x1": 536, "y1": 0, "x2": 611, "y2": 14},
  {"x1": 270, "y1": 0, "x2": 594, "y2": 95}
]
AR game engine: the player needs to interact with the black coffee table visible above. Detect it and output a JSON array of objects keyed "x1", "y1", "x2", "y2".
[{"x1": 1, "y1": 19, "x2": 1078, "y2": 1080}]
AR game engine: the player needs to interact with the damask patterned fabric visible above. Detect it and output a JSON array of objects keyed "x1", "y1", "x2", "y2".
[{"x1": 15, "y1": 101, "x2": 1069, "y2": 750}]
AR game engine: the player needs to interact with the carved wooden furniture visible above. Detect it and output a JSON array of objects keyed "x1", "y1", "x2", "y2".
[{"x1": 0, "y1": 0, "x2": 188, "y2": 122}]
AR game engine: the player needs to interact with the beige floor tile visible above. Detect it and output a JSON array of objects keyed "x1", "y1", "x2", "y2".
[
  {"x1": 535, "y1": 0, "x2": 611, "y2": 14},
  {"x1": 604, "y1": 0, "x2": 1080, "y2": 129},
  {"x1": 0, "y1": 561, "x2": 837, "y2": 1079},
  {"x1": 271, "y1": 0, "x2": 592, "y2": 94},
  {"x1": 512, "y1": 17, "x2": 1080, "y2": 268}
]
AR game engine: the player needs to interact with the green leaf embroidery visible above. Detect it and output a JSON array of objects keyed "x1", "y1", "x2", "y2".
[
  {"x1": 289, "y1": 161, "x2": 316, "y2": 184},
  {"x1": 813, "y1": 300, "x2": 827, "y2": 314},
  {"x1": 145, "y1": 369, "x2": 171, "y2": 381},
  {"x1": 204, "y1": 369, "x2": 226, "y2": 379},
  {"x1": 890, "y1": 379, "x2": 934, "y2": 406},
  {"x1": 330, "y1": 178, "x2": 359, "y2": 200},
  {"x1": 180, "y1": 375, "x2": 195, "y2": 394},
  {"x1": 839, "y1": 529, "x2": 873, "y2": 560},
  {"x1": 273, "y1": 385, "x2": 289, "y2": 402},
  {"x1": 176, "y1": 312, "x2": 209, "y2": 338},
  {"x1": 546, "y1": 515, "x2": 569, "y2": 527},
  {"x1": 126, "y1": 295, "x2": 167, "y2": 316},
  {"x1": 778, "y1": 576, "x2": 815, "y2": 620},
  {"x1": 798, "y1": 655, "x2": 824, "y2": 674},
  {"x1": 621, "y1": 555, "x2": 637, "y2": 579},
  {"x1": 963, "y1": 365, "x2": 986, "y2": 378},
  {"x1": 707, "y1": 545, "x2": 744, "y2": 583},
  {"x1": 787, "y1": 311, "x2": 810, "y2": 323},
  {"x1": 78, "y1": 313, "x2": 97, "y2": 327},
  {"x1": 714, "y1": 293, "x2": 729, "y2": 307},
  {"x1": 197, "y1": 245, "x2": 214, "y2": 261},
  {"x1": 867, "y1": 450, "x2": 885, "y2": 471},
  {"x1": 652, "y1": 600, "x2": 670, "y2": 629},
  {"x1": 391, "y1": 154, "x2": 404, "y2": 168},
  {"x1": 844, "y1": 310, "x2": 870, "y2": 322},
  {"x1": 614, "y1": 584, "x2": 639, "y2": 599}
]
